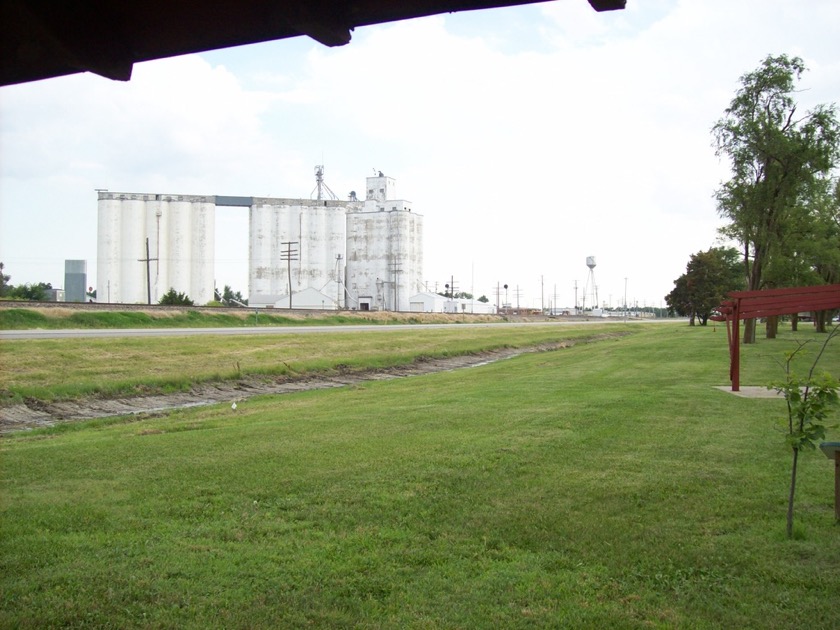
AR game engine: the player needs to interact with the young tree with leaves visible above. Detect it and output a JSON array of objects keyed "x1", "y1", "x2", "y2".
[
  {"x1": 713, "y1": 54, "x2": 840, "y2": 343},
  {"x1": 772, "y1": 327, "x2": 840, "y2": 538}
]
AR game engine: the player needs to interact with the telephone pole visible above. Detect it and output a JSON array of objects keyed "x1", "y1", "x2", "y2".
[
  {"x1": 281, "y1": 241, "x2": 299, "y2": 309},
  {"x1": 335, "y1": 254, "x2": 343, "y2": 308},
  {"x1": 137, "y1": 237, "x2": 158, "y2": 305},
  {"x1": 390, "y1": 260, "x2": 403, "y2": 311}
]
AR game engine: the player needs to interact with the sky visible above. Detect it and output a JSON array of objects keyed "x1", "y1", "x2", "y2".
[{"x1": 1, "y1": 0, "x2": 839, "y2": 309}]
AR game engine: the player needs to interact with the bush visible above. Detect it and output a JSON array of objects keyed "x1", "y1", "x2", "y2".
[{"x1": 159, "y1": 288, "x2": 194, "y2": 306}]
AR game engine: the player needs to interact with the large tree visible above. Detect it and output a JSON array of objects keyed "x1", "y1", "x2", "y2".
[
  {"x1": 713, "y1": 54, "x2": 840, "y2": 343},
  {"x1": 666, "y1": 247, "x2": 743, "y2": 325}
]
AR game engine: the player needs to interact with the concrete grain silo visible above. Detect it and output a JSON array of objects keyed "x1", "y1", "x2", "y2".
[
  {"x1": 248, "y1": 198, "x2": 347, "y2": 307},
  {"x1": 97, "y1": 192, "x2": 215, "y2": 304},
  {"x1": 96, "y1": 169, "x2": 422, "y2": 310}
]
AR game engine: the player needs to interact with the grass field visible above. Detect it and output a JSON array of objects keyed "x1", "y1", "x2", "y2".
[
  {"x1": 1, "y1": 323, "x2": 615, "y2": 403},
  {"x1": 0, "y1": 305, "x2": 497, "y2": 330},
  {"x1": 2, "y1": 322, "x2": 840, "y2": 628}
]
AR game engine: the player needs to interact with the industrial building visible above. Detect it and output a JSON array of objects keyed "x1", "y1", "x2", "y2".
[
  {"x1": 97, "y1": 193, "x2": 216, "y2": 304},
  {"x1": 345, "y1": 173, "x2": 423, "y2": 312},
  {"x1": 96, "y1": 170, "x2": 424, "y2": 310}
]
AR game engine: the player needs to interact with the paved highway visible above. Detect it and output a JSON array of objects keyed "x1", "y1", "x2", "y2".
[{"x1": 0, "y1": 319, "x2": 671, "y2": 340}]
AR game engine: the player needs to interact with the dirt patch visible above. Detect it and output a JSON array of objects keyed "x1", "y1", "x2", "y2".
[{"x1": 1, "y1": 341, "x2": 579, "y2": 436}]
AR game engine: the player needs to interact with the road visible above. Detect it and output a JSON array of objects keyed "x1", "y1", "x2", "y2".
[{"x1": 0, "y1": 318, "x2": 672, "y2": 340}]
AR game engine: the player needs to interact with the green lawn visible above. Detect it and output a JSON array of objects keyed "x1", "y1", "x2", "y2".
[
  {"x1": 2, "y1": 323, "x2": 839, "y2": 628},
  {"x1": 0, "y1": 323, "x2": 622, "y2": 402}
]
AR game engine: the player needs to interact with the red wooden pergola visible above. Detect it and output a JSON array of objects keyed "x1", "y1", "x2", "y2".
[{"x1": 712, "y1": 284, "x2": 840, "y2": 391}]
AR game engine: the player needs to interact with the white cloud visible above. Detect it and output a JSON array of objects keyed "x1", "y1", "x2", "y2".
[{"x1": 1, "y1": 0, "x2": 839, "y2": 306}]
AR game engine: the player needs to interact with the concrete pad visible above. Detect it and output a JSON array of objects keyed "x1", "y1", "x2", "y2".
[{"x1": 714, "y1": 385, "x2": 784, "y2": 398}]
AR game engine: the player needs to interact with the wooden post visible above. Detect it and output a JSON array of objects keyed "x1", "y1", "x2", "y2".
[
  {"x1": 835, "y1": 451, "x2": 840, "y2": 522},
  {"x1": 821, "y1": 443, "x2": 840, "y2": 522},
  {"x1": 732, "y1": 300, "x2": 740, "y2": 392}
]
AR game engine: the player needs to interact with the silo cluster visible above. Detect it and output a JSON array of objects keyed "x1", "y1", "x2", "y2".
[
  {"x1": 96, "y1": 192, "x2": 215, "y2": 304},
  {"x1": 248, "y1": 199, "x2": 347, "y2": 306},
  {"x1": 95, "y1": 171, "x2": 424, "y2": 310}
]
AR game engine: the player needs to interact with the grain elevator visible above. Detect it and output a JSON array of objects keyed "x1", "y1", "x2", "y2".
[
  {"x1": 96, "y1": 170, "x2": 423, "y2": 310},
  {"x1": 97, "y1": 192, "x2": 215, "y2": 304}
]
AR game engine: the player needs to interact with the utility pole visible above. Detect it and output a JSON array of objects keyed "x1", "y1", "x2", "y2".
[
  {"x1": 541, "y1": 275, "x2": 544, "y2": 314},
  {"x1": 574, "y1": 281, "x2": 578, "y2": 314},
  {"x1": 137, "y1": 237, "x2": 158, "y2": 305},
  {"x1": 335, "y1": 254, "x2": 343, "y2": 308},
  {"x1": 445, "y1": 276, "x2": 458, "y2": 313},
  {"x1": 281, "y1": 241, "x2": 299, "y2": 309},
  {"x1": 624, "y1": 277, "x2": 628, "y2": 322},
  {"x1": 390, "y1": 260, "x2": 403, "y2": 311}
]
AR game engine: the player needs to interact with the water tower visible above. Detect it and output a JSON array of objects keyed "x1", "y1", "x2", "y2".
[{"x1": 583, "y1": 256, "x2": 598, "y2": 311}]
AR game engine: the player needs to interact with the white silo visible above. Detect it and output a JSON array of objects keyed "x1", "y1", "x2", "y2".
[
  {"x1": 248, "y1": 198, "x2": 347, "y2": 307},
  {"x1": 189, "y1": 198, "x2": 215, "y2": 305},
  {"x1": 166, "y1": 198, "x2": 193, "y2": 300},
  {"x1": 147, "y1": 196, "x2": 168, "y2": 302},
  {"x1": 120, "y1": 196, "x2": 147, "y2": 302},
  {"x1": 96, "y1": 192, "x2": 123, "y2": 303},
  {"x1": 97, "y1": 192, "x2": 215, "y2": 304}
]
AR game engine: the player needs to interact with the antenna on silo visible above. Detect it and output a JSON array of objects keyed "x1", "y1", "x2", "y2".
[
  {"x1": 583, "y1": 256, "x2": 598, "y2": 312},
  {"x1": 311, "y1": 165, "x2": 338, "y2": 201}
]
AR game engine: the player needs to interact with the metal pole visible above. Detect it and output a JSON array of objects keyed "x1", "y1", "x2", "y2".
[
  {"x1": 834, "y1": 450, "x2": 840, "y2": 522},
  {"x1": 145, "y1": 238, "x2": 152, "y2": 305}
]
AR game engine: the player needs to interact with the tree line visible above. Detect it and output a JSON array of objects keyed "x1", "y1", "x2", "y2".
[{"x1": 666, "y1": 54, "x2": 839, "y2": 337}]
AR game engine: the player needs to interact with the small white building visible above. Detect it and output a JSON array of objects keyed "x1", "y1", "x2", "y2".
[
  {"x1": 253, "y1": 286, "x2": 339, "y2": 310},
  {"x1": 408, "y1": 292, "x2": 496, "y2": 314},
  {"x1": 408, "y1": 291, "x2": 448, "y2": 313}
]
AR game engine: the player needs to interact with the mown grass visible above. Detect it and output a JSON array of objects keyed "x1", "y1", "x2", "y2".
[
  {"x1": 0, "y1": 324, "x2": 620, "y2": 403},
  {"x1": 2, "y1": 323, "x2": 839, "y2": 628}
]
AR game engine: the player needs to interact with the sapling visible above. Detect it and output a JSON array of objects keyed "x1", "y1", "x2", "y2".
[{"x1": 771, "y1": 325, "x2": 840, "y2": 538}]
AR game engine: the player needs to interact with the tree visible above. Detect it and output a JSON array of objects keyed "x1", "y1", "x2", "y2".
[
  {"x1": 0, "y1": 262, "x2": 10, "y2": 297},
  {"x1": 771, "y1": 327, "x2": 840, "y2": 538},
  {"x1": 221, "y1": 284, "x2": 248, "y2": 306},
  {"x1": 762, "y1": 177, "x2": 840, "y2": 334},
  {"x1": 437, "y1": 290, "x2": 473, "y2": 300},
  {"x1": 8, "y1": 282, "x2": 52, "y2": 301},
  {"x1": 477, "y1": 295, "x2": 489, "y2": 303},
  {"x1": 665, "y1": 247, "x2": 743, "y2": 325},
  {"x1": 159, "y1": 288, "x2": 194, "y2": 306},
  {"x1": 713, "y1": 54, "x2": 840, "y2": 343}
]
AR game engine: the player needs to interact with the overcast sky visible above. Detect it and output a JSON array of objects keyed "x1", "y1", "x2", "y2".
[{"x1": 1, "y1": 0, "x2": 839, "y2": 309}]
